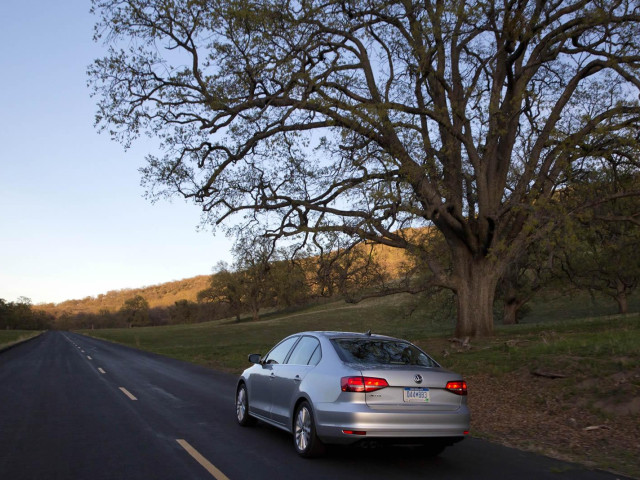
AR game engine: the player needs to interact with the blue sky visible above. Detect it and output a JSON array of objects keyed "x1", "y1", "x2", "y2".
[{"x1": 0, "y1": 0, "x2": 233, "y2": 305}]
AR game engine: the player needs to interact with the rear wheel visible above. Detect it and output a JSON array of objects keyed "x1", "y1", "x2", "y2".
[
  {"x1": 293, "y1": 401, "x2": 325, "y2": 457},
  {"x1": 236, "y1": 384, "x2": 255, "y2": 426}
]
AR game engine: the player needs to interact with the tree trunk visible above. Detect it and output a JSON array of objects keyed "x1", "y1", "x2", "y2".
[
  {"x1": 502, "y1": 300, "x2": 520, "y2": 325},
  {"x1": 453, "y1": 253, "x2": 500, "y2": 338},
  {"x1": 615, "y1": 294, "x2": 628, "y2": 314},
  {"x1": 503, "y1": 294, "x2": 529, "y2": 325},
  {"x1": 613, "y1": 278, "x2": 629, "y2": 314}
]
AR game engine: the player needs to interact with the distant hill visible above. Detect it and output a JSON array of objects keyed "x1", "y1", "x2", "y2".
[
  {"x1": 36, "y1": 276, "x2": 212, "y2": 316},
  {"x1": 35, "y1": 229, "x2": 425, "y2": 318}
]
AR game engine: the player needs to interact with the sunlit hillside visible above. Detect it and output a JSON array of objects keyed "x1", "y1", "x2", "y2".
[
  {"x1": 34, "y1": 228, "x2": 430, "y2": 317},
  {"x1": 36, "y1": 275, "x2": 211, "y2": 316}
]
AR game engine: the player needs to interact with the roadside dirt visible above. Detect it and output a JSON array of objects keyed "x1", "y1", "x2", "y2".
[{"x1": 467, "y1": 368, "x2": 640, "y2": 478}]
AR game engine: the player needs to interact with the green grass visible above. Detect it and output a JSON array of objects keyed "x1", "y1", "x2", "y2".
[
  {"x1": 521, "y1": 289, "x2": 640, "y2": 324},
  {"x1": 80, "y1": 292, "x2": 640, "y2": 376},
  {"x1": 82, "y1": 296, "x2": 422, "y2": 372},
  {"x1": 80, "y1": 293, "x2": 454, "y2": 372},
  {"x1": 0, "y1": 330, "x2": 41, "y2": 350},
  {"x1": 433, "y1": 315, "x2": 640, "y2": 374}
]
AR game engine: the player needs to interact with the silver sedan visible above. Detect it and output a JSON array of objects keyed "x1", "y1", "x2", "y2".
[{"x1": 235, "y1": 331, "x2": 470, "y2": 457}]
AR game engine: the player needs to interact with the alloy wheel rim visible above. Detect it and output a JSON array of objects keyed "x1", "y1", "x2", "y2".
[
  {"x1": 295, "y1": 407, "x2": 311, "y2": 452},
  {"x1": 236, "y1": 388, "x2": 246, "y2": 421}
]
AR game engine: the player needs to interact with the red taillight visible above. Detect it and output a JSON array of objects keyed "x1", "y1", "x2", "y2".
[
  {"x1": 341, "y1": 376, "x2": 389, "y2": 392},
  {"x1": 445, "y1": 380, "x2": 467, "y2": 395},
  {"x1": 364, "y1": 377, "x2": 389, "y2": 391},
  {"x1": 341, "y1": 377, "x2": 364, "y2": 392}
]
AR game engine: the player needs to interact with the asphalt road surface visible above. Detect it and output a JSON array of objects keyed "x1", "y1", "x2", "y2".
[{"x1": 0, "y1": 331, "x2": 631, "y2": 480}]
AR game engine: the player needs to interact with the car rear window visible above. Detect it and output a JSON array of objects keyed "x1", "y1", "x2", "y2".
[{"x1": 331, "y1": 338, "x2": 438, "y2": 367}]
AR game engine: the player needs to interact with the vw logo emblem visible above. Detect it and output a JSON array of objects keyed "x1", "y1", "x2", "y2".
[{"x1": 414, "y1": 374, "x2": 423, "y2": 384}]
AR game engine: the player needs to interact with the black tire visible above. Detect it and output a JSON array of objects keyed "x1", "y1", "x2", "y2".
[
  {"x1": 236, "y1": 383, "x2": 256, "y2": 427},
  {"x1": 293, "y1": 401, "x2": 325, "y2": 458}
]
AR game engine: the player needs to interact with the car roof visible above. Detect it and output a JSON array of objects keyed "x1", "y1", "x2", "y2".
[{"x1": 299, "y1": 331, "x2": 399, "y2": 341}]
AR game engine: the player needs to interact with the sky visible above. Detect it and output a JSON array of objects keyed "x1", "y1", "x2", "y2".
[{"x1": 0, "y1": 0, "x2": 234, "y2": 305}]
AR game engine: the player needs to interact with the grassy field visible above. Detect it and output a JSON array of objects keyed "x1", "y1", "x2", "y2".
[
  {"x1": 80, "y1": 290, "x2": 640, "y2": 371},
  {"x1": 81, "y1": 292, "x2": 640, "y2": 477},
  {"x1": 81, "y1": 292, "x2": 461, "y2": 372},
  {"x1": 0, "y1": 330, "x2": 41, "y2": 350}
]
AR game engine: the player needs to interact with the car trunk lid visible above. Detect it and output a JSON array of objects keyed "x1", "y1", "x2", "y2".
[{"x1": 359, "y1": 366, "x2": 463, "y2": 411}]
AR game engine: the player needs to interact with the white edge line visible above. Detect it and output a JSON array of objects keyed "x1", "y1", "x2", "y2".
[
  {"x1": 119, "y1": 387, "x2": 138, "y2": 401},
  {"x1": 176, "y1": 439, "x2": 230, "y2": 480}
]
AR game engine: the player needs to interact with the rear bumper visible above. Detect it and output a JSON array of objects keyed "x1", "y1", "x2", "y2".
[{"x1": 313, "y1": 402, "x2": 470, "y2": 445}]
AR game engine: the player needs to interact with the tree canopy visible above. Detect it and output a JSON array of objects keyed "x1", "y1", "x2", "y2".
[
  {"x1": 556, "y1": 166, "x2": 640, "y2": 313},
  {"x1": 0, "y1": 298, "x2": 53, "y2": 330},
  {"x1": 90, "y1": 0, "x2": 640, "y2": 336},
  {"x1": 120, "y1": 294, "x2": 151, "y2": 326}
]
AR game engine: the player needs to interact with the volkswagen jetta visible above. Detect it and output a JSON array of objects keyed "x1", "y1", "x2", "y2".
[{"x1": 235, "y1": 331, "x2": 470, "y2": 457}]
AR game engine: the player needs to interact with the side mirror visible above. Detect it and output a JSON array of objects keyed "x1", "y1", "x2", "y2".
[{"x1": 248, "y1": 353, "x2": 262, "y2": 365}]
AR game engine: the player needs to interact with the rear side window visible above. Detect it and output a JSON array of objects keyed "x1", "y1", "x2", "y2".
[
  {"x1": 331, "y1": 339, "x2": 438, "y2": 367},
  {"x1": 287, "y1": 336, "x2": 321, "y2": 366},
  {"x1": 264, "y1": 336, "x2": 299, "y2": 365}
]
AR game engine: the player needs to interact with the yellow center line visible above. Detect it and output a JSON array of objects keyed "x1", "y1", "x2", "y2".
[
  {"x1": 176, "y1": 439, "x2": 230, "y2": 480},
  {"x1": 119, "y1": 387, "x2": 138, "y2": 401}
]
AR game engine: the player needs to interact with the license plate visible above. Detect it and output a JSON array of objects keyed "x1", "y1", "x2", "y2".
[{"x1": 404, "y1": 387, "x2": 430, "y2": 403}]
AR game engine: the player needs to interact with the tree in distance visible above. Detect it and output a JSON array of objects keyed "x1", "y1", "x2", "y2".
[
  {"x1": 90, "y1": 0, "x2": 640, "y2": 336},
  {"x1": 120, "y1": 295, "x2": 150, "y2": 327},
  {"x1": 198, "y1": 262, "x2": 246, "y2": 322},
  {"x1": 311, "y1": 234, "x2": 391, "y2": 301},
  {"x1": 198, "y1": 235, "x2": 314, "y2": 321},
  {"x1": 0, "y1": 297, "x2": 53, "y2": 330}
]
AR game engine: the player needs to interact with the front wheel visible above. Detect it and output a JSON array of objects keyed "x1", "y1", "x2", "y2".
[
  {"x1": 293, "y1": 401, "x2": 325, "y2": 457},
  {"x1": 236, "y1": 384, "x2": 255, "y2": 427}
]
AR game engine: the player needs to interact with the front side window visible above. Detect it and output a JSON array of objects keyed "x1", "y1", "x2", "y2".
[
  {"x1": 264, "y1": 336, "x2": 299, "y2": 365},
  {"x1": 332, "y1": 338, "x2": 438, "y2": 367}
]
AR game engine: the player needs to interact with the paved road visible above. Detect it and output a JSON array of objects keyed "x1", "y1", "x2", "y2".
[{"x1": 0, "y1": 331, "x2": 630, "y2": 479}]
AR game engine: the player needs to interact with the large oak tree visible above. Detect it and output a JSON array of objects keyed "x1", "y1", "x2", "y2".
[{"x1": 90, "y1": 0, "x2": 640, "y2": 336}]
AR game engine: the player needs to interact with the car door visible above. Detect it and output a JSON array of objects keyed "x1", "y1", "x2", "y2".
[
  {"x1": 249, "y1": 336, "x2": 299, "y2": 420},
  {"x1": 270, "y1": 336, "x2": 321, "y2": 427}
]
